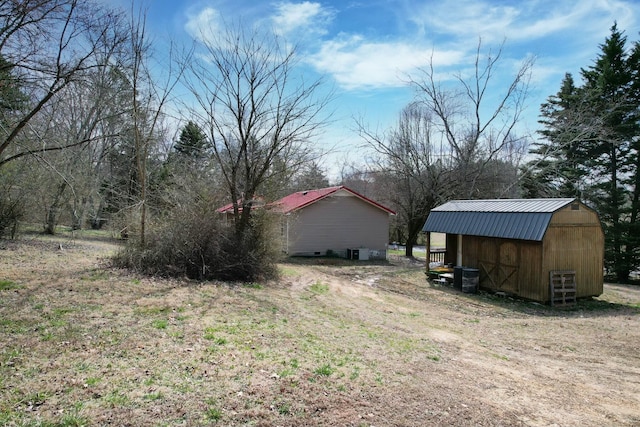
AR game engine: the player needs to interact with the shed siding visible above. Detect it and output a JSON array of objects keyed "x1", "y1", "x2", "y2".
[
  {"x1": 517, "y1": 242, "x2": 545, "y2": 301},
  {"x1": 547, "y1": 203, "x2": 601, "y2": 226},
  {"x1": 286, "y1": 193, "x2": 389, "y2": 258},
  {"x1": 543, "y1": 229, "x2": 604, "y2": 299},
  {"x1": 463, "y1": 236, "x2": 544, "y2": 301},
  {"x1": 541, "y1": 204, "x2": 604, "y2": 299}
]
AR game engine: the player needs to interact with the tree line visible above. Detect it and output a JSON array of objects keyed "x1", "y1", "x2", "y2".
[{"x1": 0, "y1": 1, "x2": 637, "y2": 282}]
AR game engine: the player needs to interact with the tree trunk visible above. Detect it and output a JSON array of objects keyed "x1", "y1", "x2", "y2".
[
  {"x1": 404, "y1": 244, "x2": 414, "y2": 258},
  {"x1": 45, "y1": 182, "x2": 68, "y2": 235},
  {"x1": 404, "y1": 218, "x2": 423, "y2": 258},
  {"x1": 45, "y1": 206, "x2": 58, "y2": 235}
]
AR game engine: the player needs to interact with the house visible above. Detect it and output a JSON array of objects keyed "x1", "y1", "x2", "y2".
[
  {"x1": 271, "y1": 186, "x2": 395, "y2": 259},
  {"x1": 216, "y1": 197, "x2": 264, "y2": 221},
  {"x1": 422, "y1": 198, "x2": 604, "y2": 303}
]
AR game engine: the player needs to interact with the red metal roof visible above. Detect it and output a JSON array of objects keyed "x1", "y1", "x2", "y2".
[
  {"x1": 217, "y1": 186, "x2": 395, "y2": 215},
  {"x1": 216, "y1": 202, "x2": 235, "y2": 214},
  {"x1": 270, "y1": 185, "x2": 395, "y2": 215},
  {"x1": 216, "y1": 197, "x2": 265, "y2": 214}
]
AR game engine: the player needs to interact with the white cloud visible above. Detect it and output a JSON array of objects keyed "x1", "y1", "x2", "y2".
[
  {"x1": 395, "y1": 0, "x2": 637, "y2": 99},
  {"x1": 408, "y1": 1, "x2": 519, "y2": 43},
  {"x1": 272, "y1": 1, "x2": 334, "y2": 36},
  {"x1": 411, "y1": 0, "x2": 635, "y2": 44},
  {"x1": 184, "y1": 7, "x2": 222, "y2": 43},
  {"x1": 180, "y1": 0, "x2": 637, "y2": 97},
  {"x1": 308, "y1": 35, "x2": 465, "y2": 90},
  {"x1": 508, "y1": 1, "x2": 635, "y2": 42}
]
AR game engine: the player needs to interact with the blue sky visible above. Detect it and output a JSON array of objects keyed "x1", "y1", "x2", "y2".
[{"x1": 130, "y1": 0, "x2": 638, "y2": 177}]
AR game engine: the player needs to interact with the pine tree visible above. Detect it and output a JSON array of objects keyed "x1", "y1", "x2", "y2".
[
  {"x1": 580, "y1": 24, "x2": 639, "y2": 282},
  {"x1": 525, "y1": 73, "x2": 589, "y2": 198},
  {"x1": 0, "y1": 55, "x2": 27, "y2": 114},
  {"x1": 174, "y1": 121, "x2": 209, "y2": 160},
  {"x1": 627, "y1": 40, "x2": 640, "y2": 279},
  {"x1": 528, "y1": 24, "x2": 640, "y2": 281}
]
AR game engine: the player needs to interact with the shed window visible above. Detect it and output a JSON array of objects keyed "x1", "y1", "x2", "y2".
[{"x1": 571, "y1": 203, "x2": 579, "y2": 210}]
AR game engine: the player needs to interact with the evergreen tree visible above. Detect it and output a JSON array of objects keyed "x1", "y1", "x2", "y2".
[
  {"x1": 0, "y1": 55, "x2": 27, "y2": 115},
  {"x1": 291, "y1": 161, "x2": 330, "y2": 192},
  {"x1": 580, "y1": 24, "x2": 639, "y2": 282},
  {"x1": 526, "y1": 24, "x2": 640, "y2": 281},
  {"x1": 627, "y1": 39, "x2": 640, "y2": 279},
  {"x1": 174, "y1": 121, "x2": 209, "y2": 159},
  {"x1": 525, "y1": 73, "x2": 589, "y2": 198}
]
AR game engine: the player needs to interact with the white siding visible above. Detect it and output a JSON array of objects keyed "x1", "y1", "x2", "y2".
[{"x1": 286, "y1": 191, "x2": 389, "y2": 258}]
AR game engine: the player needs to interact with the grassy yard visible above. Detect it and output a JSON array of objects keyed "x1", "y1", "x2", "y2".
[{"x1": 1, "y1": 234, "x2": 639, "y2": 426}]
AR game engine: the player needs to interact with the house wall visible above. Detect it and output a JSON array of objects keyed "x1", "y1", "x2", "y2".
[
  {"x1": 542, "y1": 204, "x2": 604, "y2": 299},
  {"x1": 285, "y1": 191, "x2": 390, "y2": 258}
]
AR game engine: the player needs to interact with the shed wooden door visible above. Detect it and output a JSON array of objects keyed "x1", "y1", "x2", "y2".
[
  {"x1": 498, "y1": 241, "x2": 519, "y2": 294},
  {"x1": 478, "y1": 238, "x2": 519, "y2": 294},
  {"x1": 478, "y1": 239, "x2": 498, "y2": 287}
]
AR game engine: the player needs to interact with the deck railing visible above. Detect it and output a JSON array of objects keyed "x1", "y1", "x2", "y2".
[{"x1": 429, "y1": 249, "x2": 446, "y2": 264}]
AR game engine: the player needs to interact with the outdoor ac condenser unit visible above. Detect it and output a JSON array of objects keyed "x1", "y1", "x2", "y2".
[{"x1": 348, "y1": 248, "x2": 369, "y2": 260}]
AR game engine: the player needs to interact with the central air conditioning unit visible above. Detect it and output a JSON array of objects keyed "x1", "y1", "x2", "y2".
[{"x1": 347, "y1": 248, "x2": 369, "y2": 261}]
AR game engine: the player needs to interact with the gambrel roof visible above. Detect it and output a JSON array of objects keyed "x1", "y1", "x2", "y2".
[{"x1": 422, "y1": 198, "x2": 577, "y2": 241}]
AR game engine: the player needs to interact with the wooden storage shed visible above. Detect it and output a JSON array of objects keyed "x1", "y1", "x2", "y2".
[{"x1": 422, "y1": 199, "x2": 604, "y2": 303}]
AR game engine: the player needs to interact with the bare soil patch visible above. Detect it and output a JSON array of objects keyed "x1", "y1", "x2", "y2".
[{"x1": 1, "y1": 236, "x2": 639, "y2": 426}]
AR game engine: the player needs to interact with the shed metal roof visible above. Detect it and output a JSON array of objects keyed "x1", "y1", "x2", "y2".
[{"x1": 422, "y1": 198, "x2": 576, "y2": 241}]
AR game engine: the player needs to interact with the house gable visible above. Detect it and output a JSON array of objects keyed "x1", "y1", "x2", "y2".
[
  {"x1": 272, "y1": 186, "x2": 395, "y2": 215},
  {"x1": 275, "y1": 186, "x2": 394, "y2": 258}
]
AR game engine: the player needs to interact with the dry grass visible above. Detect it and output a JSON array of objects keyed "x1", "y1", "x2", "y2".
[{"x1": 1, "y1": 234, "x2": 639, "y2": 426}]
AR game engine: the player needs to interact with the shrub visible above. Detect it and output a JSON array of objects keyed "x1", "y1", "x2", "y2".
[{"x1": 112, "y1": 203, "x2": 280, "y2": 282}]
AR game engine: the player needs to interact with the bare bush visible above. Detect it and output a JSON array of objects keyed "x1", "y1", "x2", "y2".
[
  {"x1": 112, "y1": 204, "x2": 280, "y2": 282},
  {"x1": 0, "y1": 192, "x2": 22, "y2": 239}
]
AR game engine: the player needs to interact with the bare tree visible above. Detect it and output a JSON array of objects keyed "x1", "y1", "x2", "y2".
[
  {"x1": 19, "y1": 60, "x2": 138, "y2": 235},
  {"x1": 359, "y1": 103, "x2": 445, "y2": 257},
  {"x1": 3, "y1": 44, "x2": 135, "y2": 235},
  {"x1": 0, "y1": 0, "x2": 128, "y2": 167},
  {"x1": 359, "y1": 41, "x2": 533, "y2": 256},
  {"x1": 36, "y1": 78, "x2": 110, "y2": 234},
  {"x1": 409, "y1": 40, "x2": 533, "y2": 199},
  {"x1": 182, "y1": 24, "x2": 331, "y2": 236},
  {"x1": 118, "y1": 5, "x2": 184, "y2": 246}
]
